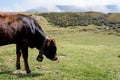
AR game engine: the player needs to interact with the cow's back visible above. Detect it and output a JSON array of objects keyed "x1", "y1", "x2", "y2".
[
  {"x1": 0, "y1": 12, "x2": 45, "y2": 48},
  {"x1": 0, "y1": 12, "x2": 28, "y2": 45}
]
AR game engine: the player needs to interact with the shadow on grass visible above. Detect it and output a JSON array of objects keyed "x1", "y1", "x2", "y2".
[
  {"x1": 118, "y1": 55, "x2": 120, "y2": 58},
  {"x1": 0, "y1": 71, "x2": 44, "y2": 78}
]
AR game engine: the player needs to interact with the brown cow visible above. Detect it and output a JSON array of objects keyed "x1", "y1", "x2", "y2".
[{"x1": 0, "y1": 12, "x2": 57, "y2": 73}]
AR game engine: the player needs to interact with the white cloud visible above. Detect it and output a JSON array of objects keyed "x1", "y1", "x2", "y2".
[{"x1": 0, "y1": 0, "x2": 120, "y2": 12}]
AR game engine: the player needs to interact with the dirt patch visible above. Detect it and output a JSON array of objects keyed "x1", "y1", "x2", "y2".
[
  {"x1": 116, "y1": 72, "x2": 120, "y2": 80},
  {"x1": 36, "y1": 65, "x2": 48, "y2": 70},
  {"x1": 58, "y1": 55, "x2": 65, "y2": 59},
  {"x1": 13, "y1": 71, "x2": 28, "y2": 75},
  {"x1": 58, "y1": 54, "x2": 67, "y2": 59}
]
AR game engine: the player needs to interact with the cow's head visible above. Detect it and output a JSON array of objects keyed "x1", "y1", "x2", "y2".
[{"x1": 37, "y1": 38, "x2": 58, "y2": 62}]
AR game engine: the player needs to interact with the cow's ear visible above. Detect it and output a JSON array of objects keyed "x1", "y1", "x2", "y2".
[
  {"x1": 46, "y1": 38, "x2": 55, "y2": 46},
  {"x1": 50, "y1": 39, "x2": 56, "y2": 45},
  {"x1": 52, "y1": 39, "x2": 55, "y2": 42},
  {"x1": 46, "y1": 38, "x2": 51, "y2": 46}
]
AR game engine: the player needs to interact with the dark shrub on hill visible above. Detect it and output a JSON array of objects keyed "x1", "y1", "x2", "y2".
[{"x1": 37, "y1": 12, "x2": 120, "y2": 32}]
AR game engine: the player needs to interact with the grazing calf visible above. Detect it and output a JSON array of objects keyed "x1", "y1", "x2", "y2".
[{"x1": 0, "y1": 12, "x2": 57, "y2": 73}]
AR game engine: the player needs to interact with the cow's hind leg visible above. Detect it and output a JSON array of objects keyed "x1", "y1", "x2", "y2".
[
  {"x1": 22, "y1": 47, "x2": 31, "y2": 74},
  {"x1": 16, "y1": 45, "x2": 21, "y2": 69}
]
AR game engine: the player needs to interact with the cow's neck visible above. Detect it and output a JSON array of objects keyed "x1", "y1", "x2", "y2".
[{"x1": 34, "y1": 27, "x2": 48, "y2": 50}]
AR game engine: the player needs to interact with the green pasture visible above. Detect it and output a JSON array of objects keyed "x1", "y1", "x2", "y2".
[{"x1": 0, "y1": 16, "x2": 120, "y2": 80}]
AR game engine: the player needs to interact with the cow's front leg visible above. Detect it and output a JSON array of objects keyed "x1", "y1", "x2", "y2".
[
  {"x1": 16, "y1": 45, "x2": 21, "y2": 69},
  {"x1": 22, "y1": 47, "x2": 31, "y2": 74}
]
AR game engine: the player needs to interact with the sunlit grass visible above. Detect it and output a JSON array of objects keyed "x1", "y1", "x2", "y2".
[{"x1": 0, "y1": 16, "x2": 120, "y2": 80}]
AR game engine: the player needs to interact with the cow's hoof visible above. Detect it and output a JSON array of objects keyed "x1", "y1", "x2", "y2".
[
  {"x1": 16, "y1": 67, "x2": 21, "y2": 70},
  {"x1": 26, "y1": 70, "x2": 31, "y2": 74}
]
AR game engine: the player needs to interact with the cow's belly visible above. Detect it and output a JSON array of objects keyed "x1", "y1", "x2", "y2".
[
  {"x1": 0, "y1": 32, "x2": 15, "y2": 46},
  {"x1": 0, "y1": 38, "x2": 14, "y2": 46},
  {"x1": 0, "y1": 25, "x2": 16, "y2": 45}
]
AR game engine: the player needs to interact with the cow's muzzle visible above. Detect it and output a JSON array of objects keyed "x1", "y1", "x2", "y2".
[{"x1": 51, "y1": 56, "x2": 58, "y2": 61}]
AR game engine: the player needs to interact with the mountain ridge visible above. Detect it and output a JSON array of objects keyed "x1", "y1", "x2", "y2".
[
  {"x1": 26, "y1": 5, "x2": 119, "y2": 13},
  {"x1": 26, "y1": 5, "x2": 82, "y2": 12}
]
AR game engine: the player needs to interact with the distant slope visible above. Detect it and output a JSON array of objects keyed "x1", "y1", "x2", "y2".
[
  {"x1": 39, "y1": 12, "x2": 105, "y2": 27},
  {"x1": 27, "y1": 7, "x2": 48, "y2": 12},
  {"x1": 36, "y1": 12, "x2": 120, "y2": 32}
]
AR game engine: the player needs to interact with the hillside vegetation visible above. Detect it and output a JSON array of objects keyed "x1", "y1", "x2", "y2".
[{"x1": 35, "y1": 12, "x2": 120, "y2": 32}]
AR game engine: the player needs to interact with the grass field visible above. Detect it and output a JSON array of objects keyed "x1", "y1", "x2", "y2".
[{"x1": 0, "y1": 16, "x2": 120, "y2": 80}]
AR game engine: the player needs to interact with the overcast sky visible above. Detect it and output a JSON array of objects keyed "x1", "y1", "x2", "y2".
[{"x1": 0, "y1": 0, "x2": 120, "y2": 12}]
